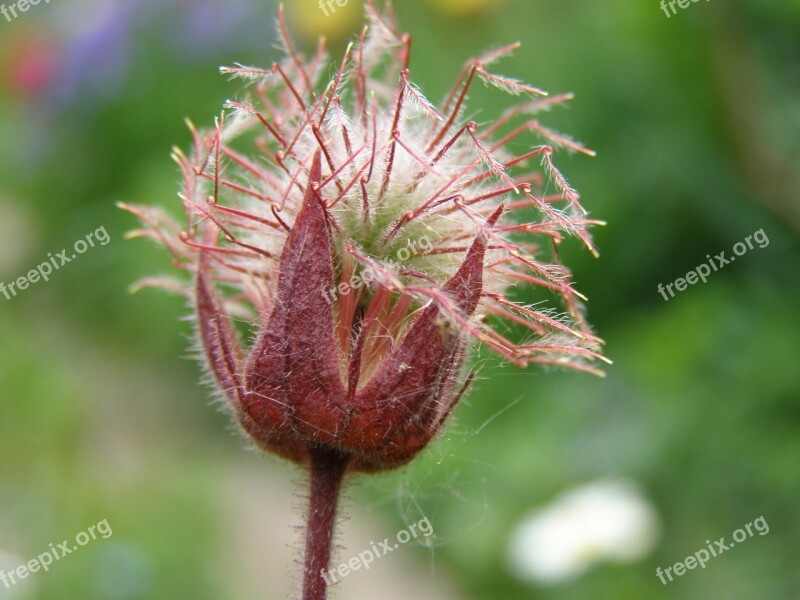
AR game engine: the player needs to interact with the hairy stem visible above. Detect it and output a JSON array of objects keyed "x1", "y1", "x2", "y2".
[{"x1": 302, "y1": 445, "x2": 350, "y2": 600}]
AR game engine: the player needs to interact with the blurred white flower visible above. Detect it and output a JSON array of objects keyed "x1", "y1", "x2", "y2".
[
  {"x1": 0, "y1": 549, "x2": 35, "y2": 599},
  {"x1": 508, "y1": 479, "x2": 660, "y2": 585}
]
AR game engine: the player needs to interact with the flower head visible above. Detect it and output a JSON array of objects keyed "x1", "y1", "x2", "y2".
[{"x1": 122, "y1": 2, "x2": 606, "y2": 472}]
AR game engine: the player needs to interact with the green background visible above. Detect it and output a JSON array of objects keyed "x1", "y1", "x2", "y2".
[{"x1": 0, "y1": 0, "x2": 798, "y2": 598}]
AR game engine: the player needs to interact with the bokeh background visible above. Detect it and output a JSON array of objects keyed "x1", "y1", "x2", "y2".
[{"x1": 0, "y1": 0, "x2": 798, "y2": 598}]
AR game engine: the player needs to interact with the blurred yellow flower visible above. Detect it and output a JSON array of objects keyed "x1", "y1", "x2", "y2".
[
  {"x1": 285, "y1": 0, "x2": 363, "y2": 41},
  {"x1": 431, "y1": 0, "x2": 499, "y2": 16}
]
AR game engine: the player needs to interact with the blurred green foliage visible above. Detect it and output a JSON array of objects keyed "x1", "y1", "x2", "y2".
[{"x1": 0, "y1": 0, "x2": 798, "y2": 598}]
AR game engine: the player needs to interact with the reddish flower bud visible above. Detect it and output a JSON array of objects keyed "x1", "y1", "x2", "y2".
[
  {"x1": 123, "y1": 2, "x2": 607, "y2": 473},
  {"x1": 193, "y1": 151, "x2": 497, "y2": 470}
]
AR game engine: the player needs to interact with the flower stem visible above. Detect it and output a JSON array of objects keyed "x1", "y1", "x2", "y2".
[{"x1": 302, "y1": 445, "x2": 350, "y2": 600}]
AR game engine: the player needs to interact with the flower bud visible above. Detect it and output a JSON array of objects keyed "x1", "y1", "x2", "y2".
[{"x1": 124, "y1": 1, "x2": 607, "y2": 472}]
